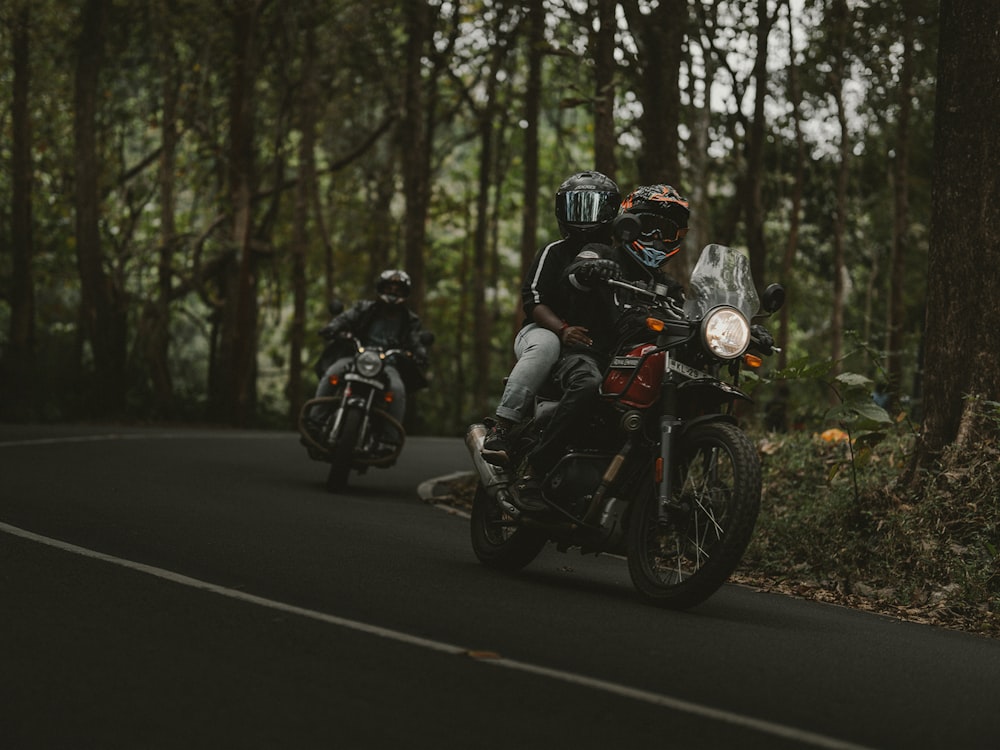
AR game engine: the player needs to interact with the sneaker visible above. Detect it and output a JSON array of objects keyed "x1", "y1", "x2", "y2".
[
  {"x1": 373, "y1": 440, "x2": 398, "y2": 457},
  {"x1": 483, "y1": 420, "x2": 511, "y2": 453},
  {"x1": 511, "y1": 472, "x2": 547, "y2": 513}
]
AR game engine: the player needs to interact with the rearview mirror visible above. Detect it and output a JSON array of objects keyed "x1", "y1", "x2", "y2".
[{"x1": 760, "y1": 283, "x2": 785, "y2": 314}]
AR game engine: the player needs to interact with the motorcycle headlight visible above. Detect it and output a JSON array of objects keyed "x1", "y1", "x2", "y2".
[
  {"x1": 356, "y1": 349, "x2": 384, "y2": 377},
  {"x1": 702, "y1": 307, "x2": 750, "y2": 359}
]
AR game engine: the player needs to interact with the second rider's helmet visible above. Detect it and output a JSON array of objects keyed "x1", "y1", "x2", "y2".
[
  {"x1": 555, "y1": 171, "x2": 621, "y2": 238},
  {"x1": 376, "y1": 269, "x2": 412, "y2": 305},
  {"x1": 618, "y1": 184, "x2": 690, "y2": 268}
]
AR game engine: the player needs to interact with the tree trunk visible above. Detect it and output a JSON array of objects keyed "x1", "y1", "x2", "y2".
[
  {"x1": 592, "y1": 0, "x2": 617, "y2": 179},
  {"x1": 623, "y1": 0, "x2": 686, "y2": 278},
  {"x1": 911, "y1": 0, "x2": 1000, "y2": 468},
  {"x1": 74, "y1": 0, "x2": 128, "y2": 415},
  {"x1": 472, "y1": 103, "x2": 497, "y2": 418},
  {"x1": 886, "y1": 10, "x2": 914, "y2": 411},
  {"x1": 288, "y1": 19, "x2": 319, "y2": 427},
  {"x1": 777, "y1": 0, "x2": 805, "y2": 374},
  {"x1": 828, "y1": 0, "x2": 851, "y2": 376},
  {"x1": 401, "y1": 1, "x2": 434, "y2": 317},
  {"x1": 144, "y1": 0, "x2": 178, "y2": 415},
  {"x1": 519, "y1": 0, "x2": 543, "y2": 283},
  {"x1": 6, "y1": 2, "x2": 35, "y2": 419},
  {"x1": 213, "y1": 0, "x2": 261, "y2": 426},
  {"x1": 744, "y1": 0, "x2": 774, "y2": 292}
]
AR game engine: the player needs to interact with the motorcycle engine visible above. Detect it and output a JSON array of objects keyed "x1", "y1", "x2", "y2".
[{"x1": 543, "y1": 453, "x2": 611, "y2": 517}]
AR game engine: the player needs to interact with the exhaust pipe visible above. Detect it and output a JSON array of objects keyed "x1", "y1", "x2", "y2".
[{"x1": 465, "y1": 423, "x2": 512, "y2": 502}]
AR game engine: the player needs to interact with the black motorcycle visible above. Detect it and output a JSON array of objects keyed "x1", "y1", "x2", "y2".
[
  {"x1": 466, "y1": 242, "x2": 784, "y2": 609},
  {"x1": 300, "y1": 329, "x2": 432, "y2": 492}
]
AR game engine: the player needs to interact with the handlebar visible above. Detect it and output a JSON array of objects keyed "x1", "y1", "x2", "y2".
[{"x1": 605, "y1": 277, "x2": 686, "y2": 318}]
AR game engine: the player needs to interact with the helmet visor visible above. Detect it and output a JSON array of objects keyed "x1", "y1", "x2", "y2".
[
  {"x1": 557, "y1": 190, "x2": 620, "y2": 224},
  {"x1": 636, "y1": 212, "x2": 688, "y2": 243}
]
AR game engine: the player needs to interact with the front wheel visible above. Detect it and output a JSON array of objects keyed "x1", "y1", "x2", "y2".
[
  {"x1": 325, "y1": 407, "x2": 364, "y2": 493},
  {"x1": 470, "y1": 482, "x2": 546, "y2": 571},
  {"x1": 627, "y1": 421, "x2": 761, "y2": 609}
]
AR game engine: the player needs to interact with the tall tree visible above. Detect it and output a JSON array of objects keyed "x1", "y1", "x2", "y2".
[
  {"x1": 519, "y1": 0, "x2": 544, "y2": 282},
  {"x1": 211, "y1": 0, "x2": 269, "y2": 426},
  {"x1": 776, "y1": 0, "x2": 805, "y2": 373},
  {"x1": 142, "y1": 0, "x2": 181, "y2": 415},
  {"x1": 743, "y1": 0, "x2": 776, "y2": 291},
  {"x1": 74, "y1": 0, "x2": 128, "y2": 414},
  {"x1": 288, "y1": 10, "x2": 320, "y2": 426},
  {"x1": 400, "y1": 0, "x2": 434, "y2": 318},
  {"x1": 885, "y1": 7, "x2": 915, "y2": 409},
  {"x1": 910, "y1": 0, "x2": 1000, "y2": 469},
  {"x1": 6, "y1": 2, "x2": 35, "y2": 419},
  {"x1": 592, "y1": 0, "x2": 618, "y2": 178},
  {"x1": 828, "y1": 0, "x2": 851, "y2": 376}
]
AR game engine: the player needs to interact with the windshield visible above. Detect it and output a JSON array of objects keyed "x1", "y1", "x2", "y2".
[{"x1": 683, "y1": 244, "x2": 760, "y2": 322}]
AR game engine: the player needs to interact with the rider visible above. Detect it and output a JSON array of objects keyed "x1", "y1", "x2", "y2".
[
  {"x1": 482, "y1": 171, "x2": 621, "y2": 463},
  {"x1": 513, "y1": 184, "x2": 691, "y2": 511},
  {"x1": 312, "y1": 269, "x2": 429, "y2": 450}
]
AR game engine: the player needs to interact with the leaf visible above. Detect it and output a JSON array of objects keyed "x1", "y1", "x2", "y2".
[{"x1": 835, "y1": 372, "x2": 873, "y2": 389}]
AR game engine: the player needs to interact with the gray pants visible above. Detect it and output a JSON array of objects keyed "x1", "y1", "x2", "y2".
[{"x1": 495, "y1": 323, "x2": 562, "y2": 423}]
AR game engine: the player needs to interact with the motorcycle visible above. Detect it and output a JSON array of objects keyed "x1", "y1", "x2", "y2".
[
  {"x1": 299, "y1": 328, "x2": 432, "y2": 492},
  {"x1": 466, "y1": 239, "x2": 784, "y2": 609}
]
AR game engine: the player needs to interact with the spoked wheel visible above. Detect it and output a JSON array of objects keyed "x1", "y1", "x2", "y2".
[
  {"x1": 470, "y1": 482, "x2": 546, "y2": 571},
  {"x1": 325, "y1": 408, "x2": 363, "y2": 493},
  {"x1": 627, "y1": 421, "x2": 761, "y2": 609}
]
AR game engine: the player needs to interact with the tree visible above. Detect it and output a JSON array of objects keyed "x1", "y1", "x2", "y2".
[
  {"x1": 910, "y1": 0, "x2": 1000, "y2": 469},
  {"x1": 5, "y1": 2, "x2": 35, "y2": 419},
  {"x1": 74, "y1": 0, "x2": 128, "y2": 415}
]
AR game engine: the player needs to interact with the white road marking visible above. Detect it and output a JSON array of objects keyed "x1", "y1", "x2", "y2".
[
  {"x1": 0, "y1": 432, "x2": 281, "y2": 448},
  {"x1": 0, "y1": 520, "x2": 874, "y2": 750}
]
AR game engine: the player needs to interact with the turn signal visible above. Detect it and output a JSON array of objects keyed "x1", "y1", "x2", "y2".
[
  {"x1": 646, "y1": 317, "x2": 665, "y2": 332},
  {"x1": 384, "y1": 391, "x2": 395, "y2": 404},
  {"x1": 328, "y1": 374, "x2": 341, "y2": 386},
  {"x1": 655, "y1": 457, "x2": 663, "y2": 483},
  {"x1": 743, "y1": 354, "x2": 763, "y2": 369}
]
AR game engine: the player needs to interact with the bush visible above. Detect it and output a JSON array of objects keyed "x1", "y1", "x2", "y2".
[{"x1": 741, "y1": 427, "x2": 999, "y2": 637}]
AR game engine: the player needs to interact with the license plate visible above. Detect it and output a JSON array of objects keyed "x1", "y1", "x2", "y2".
[{"x1": 669, "y1": 360, "x2": 709, "y2": 380}]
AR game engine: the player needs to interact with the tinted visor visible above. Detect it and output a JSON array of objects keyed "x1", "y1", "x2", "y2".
[
  {"x1": 636, "y1": 212, "x2": 688, "y2": 243},
  {"x1": 557, "y1": 190, "x2": 620, "y2": 224},
  {"x1": 381, "y1": 282, "x2": 407, "y2": 298}
]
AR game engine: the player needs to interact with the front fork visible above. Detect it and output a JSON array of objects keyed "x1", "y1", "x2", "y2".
[{"x1": 657, "y1": 352, "x2": 681, "y2": 524}]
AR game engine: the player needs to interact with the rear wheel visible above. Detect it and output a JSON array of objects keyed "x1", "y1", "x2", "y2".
[
  {"x1": 627, "y1": 421, "x2": 760, "y2": 609},
  {"x1": 470, "y1": 482, "x2": 546, "y2": 571},
  {"x1": 325, "y1": 408, "x2": 364, "y2": 492}
]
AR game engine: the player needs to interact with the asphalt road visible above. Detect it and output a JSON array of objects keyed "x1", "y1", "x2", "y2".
[{"x1": 1, "y1": 425, "x2": 998, "y2": 749}]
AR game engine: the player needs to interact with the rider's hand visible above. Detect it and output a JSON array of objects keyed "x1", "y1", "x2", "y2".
[
  {"x1": 750, "y1": 324, "x2": 775, "y2": 354},
  {"x1": 576, "y1": 258, "x2": 622, "y2": 282},
  {"x1": 559, "y1": 324, "x2": 593, "y2": 348}
]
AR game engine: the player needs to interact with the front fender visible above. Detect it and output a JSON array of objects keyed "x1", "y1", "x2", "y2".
[
  {"x1": 678, "y1": 412, "x2": 739, "y2": 439},
  {"x1": 677, "y1": 378, "x2": 752, "y2": 416}
]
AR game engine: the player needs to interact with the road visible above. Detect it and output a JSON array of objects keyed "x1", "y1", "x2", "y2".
[{"x1": 1, "y1": 425, "x2": 998, "y2": 749}]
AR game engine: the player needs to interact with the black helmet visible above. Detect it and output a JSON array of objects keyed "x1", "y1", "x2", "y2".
[
  {"x1": 554, "y1": 171, "x2": 621, "y2": 238},
  {"x1": 376, "y1": 269, "x2": 411, "y2": 305},
  {"x1": 618, "y1": 184, "x2": 690, "y2": 268}
]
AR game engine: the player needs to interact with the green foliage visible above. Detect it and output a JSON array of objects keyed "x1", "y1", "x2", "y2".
[
  {"x1": 0, "y1": 0, "x2": 940, "y2": 433},
  {"x1": 744, "y1": 427, "x2": 999, "y2": 636}
]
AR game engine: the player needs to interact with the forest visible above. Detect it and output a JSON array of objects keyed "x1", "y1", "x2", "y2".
[{"x1": 0, "y1": 0, "x2": 996, "y2": 453}]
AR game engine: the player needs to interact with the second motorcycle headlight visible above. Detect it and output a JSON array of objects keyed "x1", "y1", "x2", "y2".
[
  {"x1": 702, "y1": 307, "x2": 750, "y2": 359},
  {"x1": 356, "y1": 350, "x2": 384, "y2": 377}
]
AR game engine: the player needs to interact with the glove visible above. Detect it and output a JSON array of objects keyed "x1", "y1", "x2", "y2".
[
  {"x1": 576, "y1": 258, "x2": 622, "y2": 282},
  {"x1": 750, "y1": 324, "x2": 775, "y2": 354}
]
